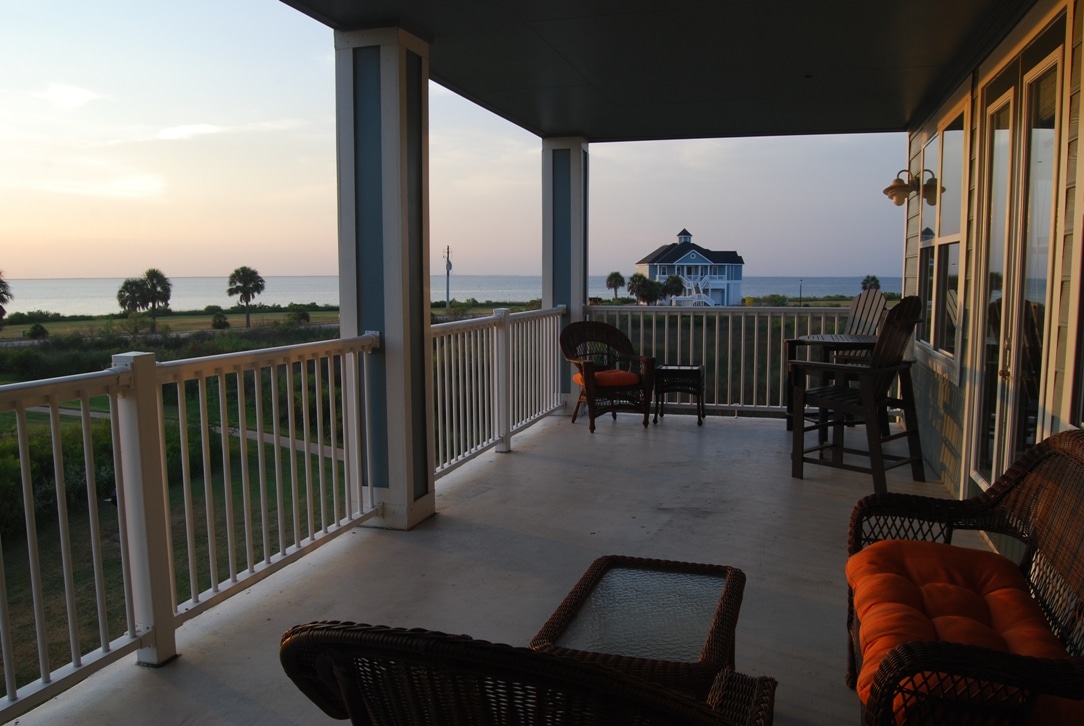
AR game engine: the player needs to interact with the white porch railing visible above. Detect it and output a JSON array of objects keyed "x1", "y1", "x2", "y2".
[
  {"x1": 0, "y1": 333, "x2": 381, "y2": 718},
  {"x1": 586, "y1": 305, "x2": 851, "y2": 413},
  {"x1": 0, "y1": 301, "x2": 840, "y2": 718},
  {"x1": 0, "y1": 305, "x2": 567, "y2": 719},
  {"x1": 432, "y1": 306, "x2": 565, "y2": 475}
]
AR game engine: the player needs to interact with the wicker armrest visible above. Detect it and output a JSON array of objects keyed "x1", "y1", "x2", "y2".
[
  {"x1": 707, "y1": 667, "x2": 778, "y2": 726},
  {"x1": 847, "y1": 489, "x2": 1029, "y2": 556},
  {"x1": 865, "y1": 641, "x2": 1084, "y2": 726},
  {"x1": 847, "y1": 492, "x2": 984, "y2": 555}
]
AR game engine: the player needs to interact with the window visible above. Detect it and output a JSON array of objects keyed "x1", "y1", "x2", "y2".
[{"x1": 917, "y1": 111, "x2": 966, "y2": 359}]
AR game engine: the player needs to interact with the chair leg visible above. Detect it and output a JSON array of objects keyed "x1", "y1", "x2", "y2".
[
  {"x1": 898, "y1": 370, "x2": 925, "y2": 482},
  {"x1": 829, "y1": 412, "x2": 845, "y2": 465},
  {"x1": 570, "y1": 391, "x2": 584, "y2": 423},
  {"x1": 791, "y1": 383, "x2": 805, "y2": 479},
  {"x1": 862, "y1": 392, "x2": 888, "y2": 495}
]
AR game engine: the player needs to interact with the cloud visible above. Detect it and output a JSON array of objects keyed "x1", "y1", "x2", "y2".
[
  {"x1": 153, "y1": 118, "x2": 303, "y2": 141},
  {"x1": 33, "y1": 84, "x2": 106, "y2": 109},
  {"x1": 0, "y1": 157, "x2": 166, "y2": 198}
]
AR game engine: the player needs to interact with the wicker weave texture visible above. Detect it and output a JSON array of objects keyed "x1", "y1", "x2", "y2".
[
  {"x1": 280, "y1": 621, "x2": 776, "y2": 725},
  {"x1": 845, "y1": 429, "x2": 1084, "y2": 725},
  {"x1": 559, "y1": 321, "x2": 654, "y2": 432},
  {"x1": 530, "y1": 555, "x2": 744, "y2": 700}
]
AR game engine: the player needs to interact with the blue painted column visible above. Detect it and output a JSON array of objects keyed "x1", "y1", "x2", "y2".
[
  {"x1": 542, "y1": 137, "x2": 589, "y2": 401},
  {"x1": 335, "y1": 28, "x2": 434, "y2": 530}
]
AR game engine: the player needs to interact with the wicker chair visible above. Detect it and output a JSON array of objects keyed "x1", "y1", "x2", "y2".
[
  {"x1": 560, "y1": 321, "x2": 654, "y2": 432},
  {"x1": 789, "y1": 296, "x2": 924, "y2": 495},
  {"x1": 280, "y1": 621, "x2": 777, "y2": 725},
  {"x1": 846, "y1": 429, "x2": 1084, "y2": 725}
]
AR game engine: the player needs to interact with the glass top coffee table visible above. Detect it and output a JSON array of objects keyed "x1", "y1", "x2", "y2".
[{"x1": 530, "y1": 555, "x2": 745, "y2": 697}]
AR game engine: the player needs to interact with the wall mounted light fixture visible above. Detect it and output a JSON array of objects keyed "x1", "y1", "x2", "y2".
[{"x1": 883, "y1": 169, "x2": 942, "y2": 206}]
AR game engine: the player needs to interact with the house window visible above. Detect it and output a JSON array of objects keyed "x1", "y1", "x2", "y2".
[{"x1": 917, "y1": 110, "x2": 966, "y2": 357}]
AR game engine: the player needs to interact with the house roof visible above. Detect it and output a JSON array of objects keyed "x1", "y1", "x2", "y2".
[
  {"x1": 637, "y1": 243, "x2": 744, "y2": 266},
  {"x1": 279, "y1": 0, "x2": 1038, "y2": 141}
]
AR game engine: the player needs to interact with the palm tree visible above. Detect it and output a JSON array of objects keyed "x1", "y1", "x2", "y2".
[
  {"x1": 605, "y1": 271, "x2": 625, "y2": 299},
  {"x1": 141, "y1": 268, "x2": 172, "y2": 333},
  {"x1": 117, "y1": 277, "x2": 149, "y2": 314},
  {"x1": 627, "y1": 273, "x2": 649, "y2": 303},
  {"x1": 642, "y1": 279, "x2": 664, "y2": 305},
  {"x1": 227, "y1": 266, "x2": 266, "y2": 328},
  {"x1": 663, "y1": 274, "x2": 685, "y2": 299},
  {"x1": 0, "y1": 270, "x2": 12, "y2": 329},
  {"x1": 861, "y1": 275, "x2": 881, "y2": 291}
]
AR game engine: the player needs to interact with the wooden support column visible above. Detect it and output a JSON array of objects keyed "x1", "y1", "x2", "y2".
[
  {"x1": 335, "y1": 28, "x2": 434, "y2": 530},
  {"x1": 542, "y1": 137, "x2": 589, "y2": 403}
]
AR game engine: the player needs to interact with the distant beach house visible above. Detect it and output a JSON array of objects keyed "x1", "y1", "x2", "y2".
[{"x1": 635, "y1": 229, "x2": 744, "y2": 306}]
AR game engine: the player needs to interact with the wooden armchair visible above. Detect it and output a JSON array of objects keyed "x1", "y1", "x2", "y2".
[
  {"x1": 560, "y1": 321, "x2": 654, "y2": 432},
  {"x1": 280, "y1": 621, "x2": 777, "y2": 725},
  {"x1": 789, "y1": 296, "x2": 924, "y2": 495}
]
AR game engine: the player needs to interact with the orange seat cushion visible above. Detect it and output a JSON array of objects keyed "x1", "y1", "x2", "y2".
[
  {"x1": 847, "y1": 539, "x2": 1082, "y2": 723},
  {"x1": 573, "y1": 369, "x2": 640, "y2": 388}
]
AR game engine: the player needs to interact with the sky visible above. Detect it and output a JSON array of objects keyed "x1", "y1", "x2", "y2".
[{"x1": 0, "y1": 0, "x2": 908, "y2": 281}]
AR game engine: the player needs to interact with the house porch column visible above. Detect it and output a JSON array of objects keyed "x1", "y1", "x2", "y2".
[
  {"x1": 542, "y1": 137, "x2": 589, "y2": 401},
  {"x1": 335, "y1": 28, "x2": 434, "y2": 530}
]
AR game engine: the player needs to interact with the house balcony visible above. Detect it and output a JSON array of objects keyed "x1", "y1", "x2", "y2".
[
  {"x1": 16, "y1": 412, "x2": 958, "y2": 725},
  {"x1": 0, "y1": 304, "x2": 963, "y2": 724}
]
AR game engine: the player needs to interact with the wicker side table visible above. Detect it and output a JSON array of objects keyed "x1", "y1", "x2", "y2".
[
  {"x1": 530, "y1": 555, "x2": 745, "y2": 699},
  {"x1": 654, "y1": 364, "x2": 706, "y2": 425}
]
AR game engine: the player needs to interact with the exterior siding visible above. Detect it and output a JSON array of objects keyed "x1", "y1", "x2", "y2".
[{"x1": 908, "y1": 1, "x2": 1080, "y2": 501}]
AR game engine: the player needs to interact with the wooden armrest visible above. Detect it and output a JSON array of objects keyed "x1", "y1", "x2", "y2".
[
  {"x1": 866, "y1": 641, "x2": 1084, "y2": 726},
  {"x1": 788, "y1": 359, "x2": 910, "y2": 377}
]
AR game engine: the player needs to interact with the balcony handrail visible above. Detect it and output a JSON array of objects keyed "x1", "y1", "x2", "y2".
[{"x1": 0, "y1": 368, "x2": 132, "y2": 411}]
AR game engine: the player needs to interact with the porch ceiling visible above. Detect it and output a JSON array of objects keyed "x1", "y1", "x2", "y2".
[{"x1": 279, "y1": 0, "x2": 1038, "y2": 142}]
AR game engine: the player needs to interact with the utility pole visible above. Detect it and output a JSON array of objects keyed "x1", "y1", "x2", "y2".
[{"x1": 444, "y1": 246, "x2": 452, "y2": 311}]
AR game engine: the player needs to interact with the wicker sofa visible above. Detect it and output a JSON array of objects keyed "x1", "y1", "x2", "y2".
[{"x1": 845, "y1": 429, "x2": 1084, "y2": 725}]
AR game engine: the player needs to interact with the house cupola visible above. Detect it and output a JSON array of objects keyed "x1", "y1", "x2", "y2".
[{"x1": 677, "y1": 228, "x2": 692, "y2": 244}]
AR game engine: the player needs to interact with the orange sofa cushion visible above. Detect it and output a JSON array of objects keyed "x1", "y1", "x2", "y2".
[
  {"x1": 847, "y1": 539, "x2": 1082, "y2": 723},
  {"x1": 573, "y1": 369, "x2": 640, "y2": 388}
]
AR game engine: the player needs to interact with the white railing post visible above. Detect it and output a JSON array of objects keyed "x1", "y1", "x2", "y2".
[
  {"x1": 494, "y1": 308, "x2": 513, "y2": 453},
  {"x1": 112, "y1": 352, "x2": 177, "y2": 666}
]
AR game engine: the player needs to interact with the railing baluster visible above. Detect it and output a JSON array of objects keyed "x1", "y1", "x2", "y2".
[
  {"x1": 16, "y1": 406, "x2": 50, "y2": 683},
  {"x1": 197, "y1": 375, "x2": 219, "y2": 592},
  {"x1": 236, "y1": 369, "x2": 254, "y2": 574},
  {"x1": 253, "y1": 367, "x2": 271, "y2": 566},
  {"x1": 216, "y1": 372, "x2": 236, "y2": 583},
  {"x1": 314, "y1": 354, "x2": 327, "y2": 534},
  {"x1": 79, "y1": 392, "x2": 110, "y2": 651},
  {"x1": 107, "y1": 389, "x2": 137, "y2": 636},
  {"x1": 285, "y1": 361, "x2": 300, "y2": 548},
  {"x1": 47, "y1": 398, "x2": 81, "y2": 667}
]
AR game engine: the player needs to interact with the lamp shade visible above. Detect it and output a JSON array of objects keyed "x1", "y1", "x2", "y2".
[
  {"x1": 883, "y1": 177, "x2": 912, "y2": 206},
  {"x1": 921, "y1": 175, "x2": 944, "y2": 206}
]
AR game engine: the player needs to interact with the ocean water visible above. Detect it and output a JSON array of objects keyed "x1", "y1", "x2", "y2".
[{"x1": 4, "y1": 275, "x2": 902, "y2": 318}]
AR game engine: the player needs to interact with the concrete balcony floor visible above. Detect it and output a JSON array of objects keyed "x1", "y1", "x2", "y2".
[{"x1": 21, "y1": 412, "x2": 974, "y2": 725}]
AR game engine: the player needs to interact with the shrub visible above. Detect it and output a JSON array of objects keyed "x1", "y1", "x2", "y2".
[
  {"x1": 27, "y1": 323, "x2": 49, "y2": 339},
  {"x1": 212, "y1": 312, "x2": 230, "y2": 329}
]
